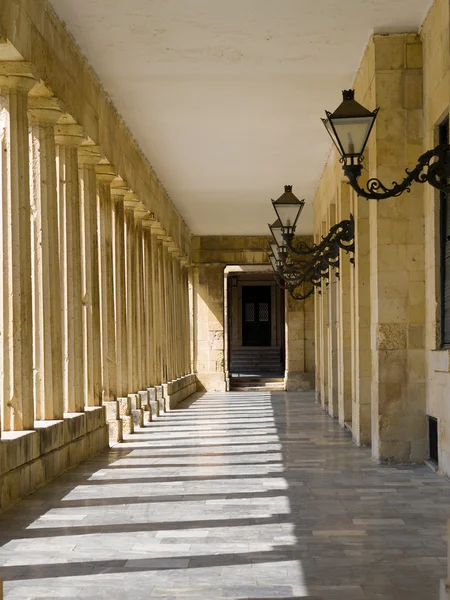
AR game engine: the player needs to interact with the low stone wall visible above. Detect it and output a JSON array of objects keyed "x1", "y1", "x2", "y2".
[
  {"x1": 162, "y1": 374, "x2": 198, "y2": 410},
  {"x1": 0, "y1": 407, "x2": 109, "y2": 513}
]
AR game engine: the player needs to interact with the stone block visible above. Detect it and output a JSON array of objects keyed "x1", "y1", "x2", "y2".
[
  {"x1": 286, "y1": 372, "x2": 314, "y2": 392},
  {"x1": 1, "y1": 431, "x2": 40, "y2": 472},
  {"x1": 62, "y1": 413, "x2": 86, "y2": 444},
  {"x1": 128, "y1": 393, "x2": 140, "y2": 410},
  {"x1": 155, "y1": 385, "x2": 164, "y2": 412},
  {"x1": 108, "y1": 418, "x2": 123, "y2": 443},
  {"x1": 376, "y1": 323, "x2": 407, "y2": 350},
  {"x1": 34, "y1": 420, "x2": 64, "y2": 454},
  {"x1": 103, "y1": 400, "x2": 119, "y2": 421},
  {"x1": 84, "y1": 406, "x2": 106, "y2": 433},
  {"x1": 121, "y1": 415, "x2": 134, "y2": 435},
  {"x1": 118, "y1": 396, "x2": 131, "y2": 416},
  {"x1": 406, "y1": 43, "x2": 423, "y2": 69},
  {"x1": 148, "y1": 387, "x2": 159, "y2": 418},
  {"x1": 132, "y1": 408, "x2": 144, "y2": 427},
  {"x1": 138, "y1": 390, "x2": 149, "y2": 410}
]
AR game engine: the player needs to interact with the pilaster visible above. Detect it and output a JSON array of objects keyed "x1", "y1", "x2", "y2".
[{"x1": 369, "y1": 35, "x2": 426, "y2": 463}]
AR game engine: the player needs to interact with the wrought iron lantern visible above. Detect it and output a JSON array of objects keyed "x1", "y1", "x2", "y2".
[
  {"x1": 323, "y1": 89, "x2": 450, "y2": 199},
  {"x1": 268, "y1": 218, "x2": 286, "y2": 249},
  {"x1": 271, "y1": 185, "x2": 305, "y2": 236},
  {"x1": 267, "y1": 184, "x2": 355, "y2": 300}
]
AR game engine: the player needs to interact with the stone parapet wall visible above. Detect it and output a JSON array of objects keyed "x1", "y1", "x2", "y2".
[{"x1": 0, "y1": 407, "x2": 108, "y2": 512}]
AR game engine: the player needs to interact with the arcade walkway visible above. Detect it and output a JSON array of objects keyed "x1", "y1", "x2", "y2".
[{"x1": 0, "y1": 391, "x2": 449, "y2": 599}]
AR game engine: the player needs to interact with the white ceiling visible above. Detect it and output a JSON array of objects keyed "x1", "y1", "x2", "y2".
[{"x1": 49, "y1": 0, "x2": 431, "y2": 235}]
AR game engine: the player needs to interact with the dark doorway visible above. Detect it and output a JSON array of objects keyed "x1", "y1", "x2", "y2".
[
  {"x1": 428, "y1": 416, "x2": 439, "y2": 465},
  {"x1": 242, "y1": 286, "x2": 271, "y2": 346}
]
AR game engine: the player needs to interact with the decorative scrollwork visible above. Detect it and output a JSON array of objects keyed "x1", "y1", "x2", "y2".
[
  {"x1": 274, "y1": 215, "x2": 355, "y2": 300},
  {"x1": 343, "y1": 144, "x2": 450, "y2": 200}
]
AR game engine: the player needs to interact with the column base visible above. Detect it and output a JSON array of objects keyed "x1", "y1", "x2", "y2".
[
  {"x1": 196, "y1": 372, "x2": 226, "y2": 392},
  {"x1": 285, "y1": 371, "x2": 315, "y2": 392}
]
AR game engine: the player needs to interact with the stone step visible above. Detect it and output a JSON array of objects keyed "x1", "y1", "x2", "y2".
[{"x1": 230, "y1": 377, "x2": 285, "y2": 391}]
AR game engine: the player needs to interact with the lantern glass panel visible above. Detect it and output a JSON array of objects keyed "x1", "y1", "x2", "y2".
[{"x1": 330, "y1": 115, "x2": 375, "y2": 157}]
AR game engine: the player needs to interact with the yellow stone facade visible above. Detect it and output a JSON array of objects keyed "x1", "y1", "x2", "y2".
[{"x1": 314, "y1": 0, "x2": 450, "y2": 476}]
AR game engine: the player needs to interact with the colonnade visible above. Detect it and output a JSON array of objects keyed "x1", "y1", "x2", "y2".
[{"x1": 0, "y1": 61, "x2": 192, "y2": 442}]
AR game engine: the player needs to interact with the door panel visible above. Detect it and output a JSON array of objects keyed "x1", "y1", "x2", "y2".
[{"x1": 242, "y1": 286, "x2": 271, "y2": 346}]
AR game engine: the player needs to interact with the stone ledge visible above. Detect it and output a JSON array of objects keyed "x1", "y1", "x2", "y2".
[
  {"x1": 163, "y1": 374, "x2": 198, "y2": 410},
  {"x1": 0, "y1": 430, "x2": 40, "y2": 472},
  {"x1": 0, "y1": 418, "x2": 108, "y2": 513},
  {"x1": 62, "y1": 412, "x2": 86, "y2": 444}
]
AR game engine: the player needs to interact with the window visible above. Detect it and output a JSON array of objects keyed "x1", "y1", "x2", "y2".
[{"x1": 440, "y1": 117, "x2": 450, "y2": 346}]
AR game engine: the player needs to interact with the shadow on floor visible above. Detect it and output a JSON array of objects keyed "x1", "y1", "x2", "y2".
[{"x1": 0, "y1": 390, "x2": 449, "y2": 599}]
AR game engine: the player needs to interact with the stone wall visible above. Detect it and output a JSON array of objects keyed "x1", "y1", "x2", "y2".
[
  {"x1": 313, "y1": 32, "x2": 428, "y2": 463},
  {"x1": 192, "y1": 236, "x2": 315, "y2": 392},
  {"x1": 422, "y1": 0, "x2": 450, "y2": 477}
]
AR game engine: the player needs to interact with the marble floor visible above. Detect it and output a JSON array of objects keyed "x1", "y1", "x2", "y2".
[{"x1": 0, "y1": 391, "x2": 449, "y2": 599}]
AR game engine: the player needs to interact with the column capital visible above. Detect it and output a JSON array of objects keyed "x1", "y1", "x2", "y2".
[
  {"x1": 28, "y1": 96, "x2": 62, "y2": 126},
  {"x1": 124, "y1": 192, "x2": 148, "y2": 219},
  {"x1": 95, "y1": 161, "x2": 116, "y2": 184},
  {"x1": 168, "y1": 243, "x2": 181, "y2": 257},
  {"x1": 55, "y1": 122, "x2": 85, "y2": 147},
  {"x1": 0, "y1": 61, "x2": 36, "y2": 92},
  {"x1": 141, "y1": 215, "x2": 158, "y2": 229},
  {"x1": 111, "y1": 177, "x2": 129, "y2": 199},
  {"x1": 78, "y1": 144, "x2": 103, "y2": 167}
]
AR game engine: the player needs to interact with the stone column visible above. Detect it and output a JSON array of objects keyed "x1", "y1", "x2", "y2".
[
  {"x1": 170, "y1": 247, "x2": 181, "y2": 379},
  {"x1": 0, "y1": 63, "x2": 35, "y2": 431},
  {"x1": 124, "y1": 193, "x2": 138, "y2": 393},
  {"x1": 96, "y1": 162, "x2": 117, "y2": 402},
  {"x1": 142, "y1": 220, "x2": 154, "y2": 387},
  {"x1": 150, "y1": 223, "x2": 164, "y2": 385},
  {"x1": 135, "y1": 215, "x2": 145, "y2": 390},
  {"x1": 55, "y1": 122, "x2": 85, "y2": 414},
  {"x1": 78, "y1": 144, "x2": 103, "y2": 406},
  {"x1": 188, "y1": 265, "x2": 197, "y2": 375},
  {"x1": 162, "y1": 240, "x2": 175, "y2": 382},
  {"x1": 28, "y1": 95, "x2": 64, "y2": 420},
  {"x1": 111, "y1": 179, "x2": 128, "y2": 399}
]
